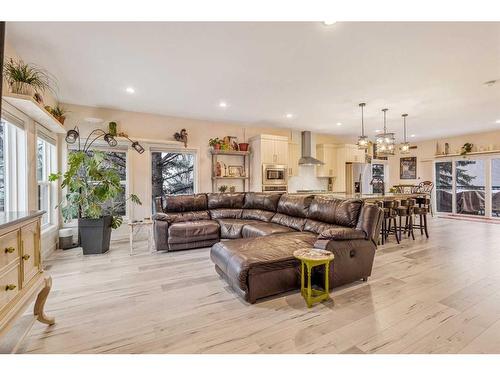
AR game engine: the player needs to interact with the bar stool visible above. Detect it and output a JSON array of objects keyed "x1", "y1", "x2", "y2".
[
  {"x1": 413, "y1": 196, "x2": 430, "y2": 238},
  {"x1": 396, "y1": 198, "x2": 415, "y2": 240},
  {"x1": 376, "y1": 200, "x2": 400, "y2": 244}
]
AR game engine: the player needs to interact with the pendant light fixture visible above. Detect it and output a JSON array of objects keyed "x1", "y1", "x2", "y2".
[
  {"x1": 399, "y1": 113, "x2": 410, "y2": 154},
  {"x1": 357, "y1": 102, "x2": 369, "y2": 149},
  {"x1": 375, "y1": 108, "x2": 396, "y2": 156}
]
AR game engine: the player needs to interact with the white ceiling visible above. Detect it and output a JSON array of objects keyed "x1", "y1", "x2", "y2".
[{"x1": 5, "y1": 22, "x2": 500, "y2": 141}]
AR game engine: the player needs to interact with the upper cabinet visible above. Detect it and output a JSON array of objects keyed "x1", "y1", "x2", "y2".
[
  {"x1": 345, "y1": 144, "x2": 366, "y2": 163},
  {"x1": 316, "y1": 144, "x2": 338, "y2": 177},
  {"x1": 250, "y1": 134, "x2": 289, "y2": 165},
  {"x1": 288, "y1": 142, "x2": 300, "y2": 177}
]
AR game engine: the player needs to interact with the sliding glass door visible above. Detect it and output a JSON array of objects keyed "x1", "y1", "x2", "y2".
[
  {"x1": 435, "y1": 161, "x2": 453, "y2": 213},
  {"x1": 455, "y1": 159, "x2": 485, "y2": 216},
  {"x1": 492, "y1": 159, "x2": 500, "y2": 217}
]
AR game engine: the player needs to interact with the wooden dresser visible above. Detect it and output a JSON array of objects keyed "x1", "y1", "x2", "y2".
[{"x1": 0, "y1": 211, "x2": 54, "y2": 348}]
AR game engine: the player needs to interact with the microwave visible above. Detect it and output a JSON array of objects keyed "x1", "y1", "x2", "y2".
[{"x1": 262, "y1": 164, "x2": 288, "y2": 185}]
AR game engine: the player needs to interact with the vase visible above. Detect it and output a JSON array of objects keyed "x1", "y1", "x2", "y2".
[{"x1": 238, "y1": 143, "x2": 249, "y2": 152}]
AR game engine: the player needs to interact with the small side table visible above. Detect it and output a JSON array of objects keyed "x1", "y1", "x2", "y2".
[
  {"x1": 293, "y1": 248, "x2": 335, "y2": 308},
  {"x1": 128, "y1": 220, "x2": 154, "y2": 256}
]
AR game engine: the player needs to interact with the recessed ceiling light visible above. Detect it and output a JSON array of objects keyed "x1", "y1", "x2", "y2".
[
  {"x1": 126, "y1": 87, "x2": 135, "y2": 94},
  {"x1": 410, "y1": 134, "x2": 416, "y2": 138},
  {"x1": 323, "y1": 21, "x2": 336, "y2": 26},
  {"x1": 336, "y1": 122, "x2": 342, "y2": 126},
  {"x1": 219, "y1": 101, "x2": 228, "y2": 108},
  {"x1": 285, "y1": 113, "x2": 294, "y2": 119},
  {"x1": 374, "y1": 129, "x2": 382, "y2": 133},
  {"x1": 496, "y1": 119, "x2": 500, "y2": 124}
]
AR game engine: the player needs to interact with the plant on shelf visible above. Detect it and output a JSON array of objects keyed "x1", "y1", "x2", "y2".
[
  {"x1": 218, "y1": 185, "x2": 228, "y2": 193},
  {"x1": 3, "y1": 57, "x2": 53, "y2": 96},
  {"x1": 460, "y1": 142, "x2": 473, "y2": 156},
  {"x1": 49, "y1": 150, "x2": 142, "y2": 254},
  {"x1": 45, "y1": 103, "x2": 67, "y2": 124},
  {"x1": 209, "y1": 137, "x2": 223, "y2": 150}
]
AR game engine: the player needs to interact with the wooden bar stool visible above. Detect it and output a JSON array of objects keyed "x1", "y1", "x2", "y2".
[
  {"x1": 413, "y1": 196, "x2": 430, "y2": 238},
  {"x1": 396, "y1": 198, "x2": 415, "y2": 240},
  {"x1": 376, "y1": 200, "x2": 400, "y2": 244}
]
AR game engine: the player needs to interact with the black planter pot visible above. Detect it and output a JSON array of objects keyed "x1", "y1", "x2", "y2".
[{"x1": 78, "y1": 216, "x2": 113, "y2": 255}]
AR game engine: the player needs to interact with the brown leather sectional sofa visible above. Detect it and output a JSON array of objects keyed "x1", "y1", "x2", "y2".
[{"x1": 153, "y1": 192, "x2": 383, "y2": 303}]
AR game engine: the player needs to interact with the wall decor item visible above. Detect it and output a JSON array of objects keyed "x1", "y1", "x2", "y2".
[
  {"x1": 228, "y1": 165, "x2": 243, "y2": 177},
  {"x1": 174, "y1": 128, "x2": 188, "y2": 147},
  {"x1": 460, "y1": 142, "x2": 473, "y2": 156},
  {"x1": 444, "y1": 142, "x2": 450, "y2": 155},
  {"x1": 400, "y1": 157, "x2": 417, "y2": 179},
  {"x1": 229, "y1": 186, "x2": 236, "y2": 193}
]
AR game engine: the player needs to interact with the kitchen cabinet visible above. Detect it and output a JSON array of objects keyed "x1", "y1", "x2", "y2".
[
  {"x1": 345, "y1": 144, "x2": 366, "y2": 163},
  {"x1": 316, "y1": 144, "x2": 339, "y2": 177},
  {"x1": 249, "y1": 134, "x2": 289, "y2": 191},
  {"x1": 287, "y1": 142, "x2": 300, "y2": 176}
]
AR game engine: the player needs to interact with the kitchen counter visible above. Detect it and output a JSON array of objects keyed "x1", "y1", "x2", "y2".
[
  {"x1": 290, "y1": 192, "x2": 429, "y2": 201},
  {"x1": 0, "y1": 211, "x2": 45, "y2": 230}
]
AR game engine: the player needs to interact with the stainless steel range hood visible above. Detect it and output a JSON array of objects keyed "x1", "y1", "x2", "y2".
[{"x1": 298, "y1": 131, "x2": 324, "y2": 166}]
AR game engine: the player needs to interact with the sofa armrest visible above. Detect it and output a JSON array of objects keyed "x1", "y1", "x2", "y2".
[
  {"x1": 153, "y1": 212, "x2": 173, "y2": 222},
  {"x1": 318, "y1": 227, "x2": 367, "y2": 241},
  {"x1": 153, "y1": 219, "x2": 169, "y2": 251},
  {"x1": 356, "y1": 204, "x2": 384, "y2": 244}
]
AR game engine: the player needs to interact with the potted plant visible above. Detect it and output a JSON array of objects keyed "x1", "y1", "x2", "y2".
[
  {"x1": 209, "y1": 137, "x2": 222, "y2": 150},
  {"x1": 3, "y1": 57, "x2": 52, "y2": 96},
  {"x1": 239, "y1": 128, "x2": 249, "y2": 151},
  {"x1": 49, "y1": 150, "x2": 142, "y2": 255},
  {"x1": 49, "y1": 104, "x2": 67, "y2": 124},
  {"x1": 218, "y1": 185, "x2": 228, "y2": 193}
]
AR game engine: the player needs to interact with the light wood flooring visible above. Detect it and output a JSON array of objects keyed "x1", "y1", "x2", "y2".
[{"x1": 10, "y1": 217, "x2": 500, "y2": 353}]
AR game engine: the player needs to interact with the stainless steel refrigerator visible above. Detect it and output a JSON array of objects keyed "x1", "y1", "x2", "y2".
[{"x1": 345, "y1": 163, "x2": 372, "y2": 195}]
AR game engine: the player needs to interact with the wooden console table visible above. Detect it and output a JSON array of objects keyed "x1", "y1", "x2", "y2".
[{"x1": 0, "y1": 211, "x2": 54, "y2": 352}]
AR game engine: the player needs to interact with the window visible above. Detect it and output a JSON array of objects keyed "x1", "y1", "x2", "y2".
[
  {"x1": 67, "y1": 149, "x2": 128, "y2": 219},
  {"x1": 0, "y1": 116, "x2": 27, "y2": 212},
  {"x1": 455, "y1": 159, "x2": 485, "y2": 216},
  {"x1": 435, "y1": 161, "x2": 452, "y2": 213},
  {"x1": 492, "y1": 159, "x2": 500, "y2": 217},
  {"x1": 37, "y1": 137, "x2": 57, "y2": 227},
  {"x1": 151, "y1": 151, "x2": 195, "y2": 208}
]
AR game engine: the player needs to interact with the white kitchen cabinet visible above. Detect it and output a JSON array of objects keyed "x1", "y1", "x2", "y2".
[
  {"x1": 345, "y1": 144, "x2": 366, "y2": 163},
  {"x1": 316, "y1": 144, "x2": 338, "y2": 177},
  {"x1": 287, "y1": 142, "x2": 300, "y2": 176}
]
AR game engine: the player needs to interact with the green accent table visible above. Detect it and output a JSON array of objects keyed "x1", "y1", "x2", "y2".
[{"x1": 293, "y1": 248, "x2": 335, "y2": 308}]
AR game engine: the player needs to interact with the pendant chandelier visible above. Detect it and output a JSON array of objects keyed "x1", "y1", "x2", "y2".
[
  {"x1": 357, "y1": 102, "x2": 369, "y2": 149},
  {"x1": 375, "y1": 108, "x2": 396, "y2": 156},
  {"x1": 399, "y1": 113, "x2": 410, "y2": 154}
]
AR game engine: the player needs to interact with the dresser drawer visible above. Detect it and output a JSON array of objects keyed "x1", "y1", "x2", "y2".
[
  {"x1": 0, "y1": 230, "x2": 20, "y2": 270},
  {"x1": 0, "y1": 263, "x2": 21, "y2": 313},
  {"x1": 21, "y1": 221, "x2": 39, "y2": 285}
]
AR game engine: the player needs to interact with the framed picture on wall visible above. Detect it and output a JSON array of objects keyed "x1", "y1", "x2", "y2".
[{"x1": 400, "y1": 157, "x2": 417, "y2": 179}]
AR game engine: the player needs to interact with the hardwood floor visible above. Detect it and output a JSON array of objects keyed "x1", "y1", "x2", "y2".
[{"x1": 11, "y1": 217, "x2": 500, "y2": 353}]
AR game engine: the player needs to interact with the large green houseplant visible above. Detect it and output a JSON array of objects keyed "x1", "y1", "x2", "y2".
[{"x1": 50, "y1": 150, "x2": 142, "y2": 254}]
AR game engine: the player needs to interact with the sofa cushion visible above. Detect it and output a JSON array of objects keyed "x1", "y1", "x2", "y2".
[
  {"x1": 216, "y1": 219, "x2": 261, "y2": 239},
  {"x1": 153, "y1": 211, "x2": 210, "y2": 223},
  {"x1": 270, "y1": 213, "x2": 306, "y2": 231},
  {"x1": 243, "y1": 192, "x2": 282, "y2": 211},
  {"x1": 167, "y1": 220, "x2": 220, "y2": 244},
  {"x1": 303, "y1": 219, "x2": 345, "y2": 234},
  {"x1": 163, "y1": 194, "x2": 207, "y2": 212},
  {"x1": 318, "y1": 227, "x2": 367, "y2": 241},
  {"x1": 210, "y1": 209, "x2": 243, "y2": 220},
  {"x1": 207, "y1": 193, "x2": 245, "y2": 209},
  {"x1": 276, "y1": 194, "x2": 314, "y2": 218},
  {"x1": 241, "y1": 209, "x2": 275, "y2": 222},
  {"x1": 241, "y1": 222, "x2": 294, "y2": 238},
  {"x1": 210, "y1": 232, "x2": 317, "y2": 297},
  {"x1": 307, "y1": 196, "x2": 363, "y2": 227}
]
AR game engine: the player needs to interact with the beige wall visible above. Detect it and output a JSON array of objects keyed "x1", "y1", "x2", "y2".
[{"x1": 387, "y1": 130, "x2": 500, "y2": 188}]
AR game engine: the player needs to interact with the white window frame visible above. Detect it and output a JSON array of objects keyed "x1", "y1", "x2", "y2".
[
  {"x1": 36, "y1": 135, "x2": 57, "y2": 229},
  {"x1": 149, "y1": 145, "x2": 199, "y2": 213},
  {"x1": 1, "y1": 110, "x2": 28, "y2": 212}
]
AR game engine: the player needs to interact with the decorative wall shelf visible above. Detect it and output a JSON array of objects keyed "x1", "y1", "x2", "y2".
[
  {"x1": 211, "y1": 149, "x2": 251, "y2": 192},
  {"x1": 3, "y1": 93, "x2": 66, "y2": 134},
  {"x1": 212, "y1": 176, "x2": 250, "y2": 180},
  {"x1": 434, "y1": 150, "x2": 500, "y2": 158},
  {"x1": 210, "y1": 150, "x2": 250, "y2": 156}
]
